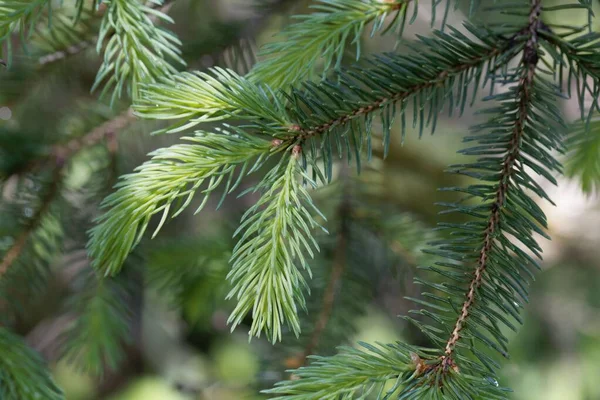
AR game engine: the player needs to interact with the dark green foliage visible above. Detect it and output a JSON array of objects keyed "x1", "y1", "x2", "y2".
[
  {"x1": 60, "y1": 273, "x2": 133, "y2": 376},
  {"x1": 0, "y1": 168, "x2": 64, "y2": 322},
  {"x1": 0, "y1": 327, "x2": 63, "y2": 399},
  {"x1": 0, "y1": 0, "x2": 51, "y2": 65},
  {"x1": 286, "y1": 23, "x2": 518, "y2": 182}
]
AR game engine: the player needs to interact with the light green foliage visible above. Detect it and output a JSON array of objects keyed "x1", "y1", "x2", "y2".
[
  {"x1": 61, "y1": 275, "x2": 132, "y2": 376},
  {"x1": 566, "y1": 117, "x2": 600, "y2": 193},
  {"x1": 0, "y1": 327, "x2": 64, "y2": 399},
  {"x1": 93, "y1": 0, "x2": 185, "y2": 104},
  {"x1": 249, "y1": 0, "x2": 416, "y2": 89},
  {"x1": 227, "y1": 154, "x2": 325, "y2": 343},
  {"x1": 134, "y1": 67, "x2": 292, "y2": 133},
  {"x1": 87, "y1": 129, "x2": 273, "y2": 276},
  {"x1": 0, "y1": 0, "x2": 50, "y2": 64}
]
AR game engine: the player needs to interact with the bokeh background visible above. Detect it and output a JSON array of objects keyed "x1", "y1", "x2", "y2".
[{"x1": 1, "y1": 1, "x2": 599, "y2": 399}]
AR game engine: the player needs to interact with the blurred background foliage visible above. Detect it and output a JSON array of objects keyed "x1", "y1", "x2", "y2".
[{"x1": 1, "y1": 0, "x2": 600, "y2": 399}]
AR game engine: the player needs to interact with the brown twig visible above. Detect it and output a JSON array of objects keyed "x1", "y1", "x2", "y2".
[
  {"x1": 0, "y1": 109, "x2": 135, "y2": 279},
  {"x1": 6, "y1": 109, "x2": 135, "y2": 182},
  {"x1": 292, "y1": 44, "x2": 508, "y2": 143},
  {"x1": 52, "y1": 108, "x2": 135, "y2": 160},
  {"x1": 0, "y1": 164, "x2": 64, "y2": 278},
  {"x1": 38, "y1": 37, "x2": 96, "y2": 66},
  {"x1": 438, "y1": 0, "x2": 542, "y2": 370}
]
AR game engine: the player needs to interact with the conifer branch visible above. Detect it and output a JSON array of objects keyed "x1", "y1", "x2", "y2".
[
  {"x1": 267, "y1": 342, "x2": 419, "y2": 400},
  {"x1": 227, "y1": 149, "x2": 325, "y2": 343},
  {"x1": 35, "y1": 0, "x2": 174, "y2": 67},
  {"x1": 88, "y1": 128, "x2": 274, "y2": 276},
  {"x1": 7, "y1": 109, "x2": 134, "y2": 180},
  {"x1": 32, "y1": 7, "x2": 97, "y2": 66},
  {"x1": 0, "y1": 0, "x2": 51, "y2": 65},
  {"x1": 538, "y1": 28, "x2": 600, "y2": 120},
  {"x1": 293, "y1": 42, "x2": 509, "y2": 143},
  {"x1": 38, "y1": 37, "x2": 95, "y2": 66},
  {"x1": 0, "y1": 109, "x2": 133, "y2": 282},
  {"x1": 441, "y1": 0, "x2": 542, "y2": 364},
  {"x1": 93, "y1": 0, "x2": 184, "y2": 104},
  {"x1": 566, "y1": 116, "x2": 600, "y2": 193},
  {"x1": 137, "y1": 24, "x2": 517, "y2": 153},
  {"x1": 61, "y1": 274, "x2": 132, "y2": 376},
  {"x1": 249, "y1": 0, "x2": 415, "y2": 89},
  {"x1": 0, "y1": 327, "x2": 64, "y2": 399},
  {"x1": 0, "y1": 163, "x2": 63, "y2": 279},
  {"x1": 54, "y1": 109, "x2": 135, "y2": 159}
]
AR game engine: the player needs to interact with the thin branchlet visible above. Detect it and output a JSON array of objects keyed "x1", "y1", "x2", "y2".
[
  {"x1": 53, "y1": 109, "x2": 135, "y2": 159},
  {"x1": 0, "y1": 110, "x2": 133, "y2": 278},
  {"x1": 440, "y1": 0, "x2": 542, "y2": 369},
  {"x1": 0, "y1": 163, "x2": 63, "y2": 278},
  {"x1": 7, "y1": 110, "x2": 135, "y2": 179},
  {"x1": 292, "y1": 44, "x2": 509, "y2": 144}
]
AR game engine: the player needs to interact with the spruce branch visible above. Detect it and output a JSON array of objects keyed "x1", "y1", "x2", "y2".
[
  {"x1": 0, "y1": 163, "x2": 63, "y2": 279},
  {"x1": 227, "y1": 150, "x2": 325, "y2": 343},
  {"x1": 38, "y1": 38, "x2": 94, "y2": 65},
  {"x1": 54, "y1": 109, "x2": 135, "y2": 159},
  {"x1": 87, "y1": 128, "x2": 274, "y2": 276},
  {"x1": 387, "y1": 2, "x2": 567, "y2": 397},
  {"x1": 248, "y1": 0, "x2": 416, "y2": 89},
  {"x1": 0, "y1": 0, "x2": 51, "y2": 65},
  {"x1": 441, "y1": 0, "x2": 543, "y2": 364},
  {"x1": 136, "y1": 24, "x2": 517, "y2": 154},
  {"x1": 537, "y1": 27, "x2": 600, "y2": 121},
  {"x1": 292, "y1": 28, "x2": 513, "y2": 143},
  {"x1": 27, "y1": 4, "x2": 98, "y2": 66},
  {"x1": 267, "y1": 0, "x2": 580, "y2": 397},
  {"x1": 267, "y1": 342, "x2": 419, "y2": 400},
  {"x1": 6, "y1": 109, "x2": 135, "y2": 181},
  {"x1": 34, "y1": 0, "x2": 173, "y2": 67},
  {"x1": 566, "y1": 116, "x2": 600, "y2": 193},
  {"x1": 60, "y1": 274, "x2": 132, "y2": 376},
  {"x1": 93, "y1": 0, "x2": 185, "y2": 104},
  {"x1": 0, "y1": 327, "x2": 64, "y2": 399},
  {"x1": 108, "y1": 16, "x2": 537, "y2": 347},
  {"x1": 284, "y1": 25, "x2": 523, "y2": 183},
  {"x1": 134, "y1": 67, "x2": 293, "y2": 133}
]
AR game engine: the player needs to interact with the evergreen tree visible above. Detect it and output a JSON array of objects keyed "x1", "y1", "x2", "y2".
[{"x1": 1, "y1": 0, "x2": 600, "y2": 398}]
